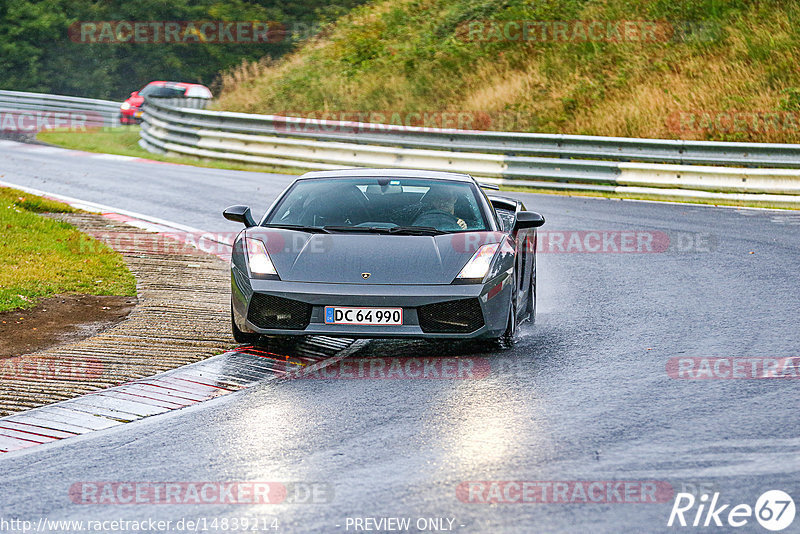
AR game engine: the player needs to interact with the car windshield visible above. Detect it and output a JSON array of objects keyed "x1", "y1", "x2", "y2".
[
  {"x1": 139, "y1": 85, "x2": 185, "y2": 97},
  {"x1": 264, "y1": 177, "x2": 489, "y2": 233}
]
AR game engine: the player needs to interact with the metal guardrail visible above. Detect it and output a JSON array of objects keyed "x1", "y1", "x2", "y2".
[
  {"x1": 140, "y1": 100, "x2": 800, "y2": 168},
  {"x1": 0, "y1": 89, "x2": 121, "y2": 128},
  {"x1": 149, "y1": 97, "x2": 212, "y2": 110},
  {"x1": 138, "y1": 98, "x2": 800, "y2": 204},
  {"x1": 0, "y1": 90, "x2": 209, "y2": 132}
]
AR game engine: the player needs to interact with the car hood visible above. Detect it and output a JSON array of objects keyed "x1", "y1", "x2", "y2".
[
  {"x1": 246, "y1": 228, "x2": 503, "y2": 285},
  {"x1": 123, "y1": 95, "x2": 144, "y2": 108}
]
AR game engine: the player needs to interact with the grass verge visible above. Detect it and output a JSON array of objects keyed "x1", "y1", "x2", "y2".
[
  {"x1": 215, "y1": 0, "x2": 800, "y2": 144},
  {"x1": 0, "y1": 187, "x2": 137, "y2": 313},
  {"x1": 36, "y1": 127, "x2": 307, "y2": 175}
]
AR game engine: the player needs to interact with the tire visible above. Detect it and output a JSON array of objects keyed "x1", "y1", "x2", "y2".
[
  {"x1": 495, "y1": 268, "x2": 520, "y2": 349},
  {"x1": 496, "y1": 299, "x2": 517, "y2": 350},
  {"x1": 527, "y1": 268, "x2": 537, "y2": 324},
  {"x1": 231, "y1": 306, "x2": 260, "y2": 344}
]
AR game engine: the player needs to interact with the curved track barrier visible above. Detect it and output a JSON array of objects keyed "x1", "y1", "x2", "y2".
[
  {"x1": 0, "y1": 91, "x2": 209, "y2": 132},
  {"x1": 138, "y1": 99, "x2": 800, "y2": 205},
  {"x1": 0, "y1": 89, "x2": 121, "y2": 130}
]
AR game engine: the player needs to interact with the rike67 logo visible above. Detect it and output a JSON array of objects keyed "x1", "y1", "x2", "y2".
[{"x1": 668, "y1": 490, "x2": 795, "y2": 531}]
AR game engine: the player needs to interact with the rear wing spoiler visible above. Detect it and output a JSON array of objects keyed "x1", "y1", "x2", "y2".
[
  {"x1": 478, "y1": 182, "x2": 500, "y2": 190},
  {"x1": 487, "y1": 195, "x2": 520, "y2": 212}
]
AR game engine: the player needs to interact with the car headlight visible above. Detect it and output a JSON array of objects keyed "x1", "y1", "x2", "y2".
[
  {"x1": 245, "y1": 237, "x2": 278, "y2": 277},
  {"x1": 456, "y1": 243, "x2": 499, "y2": 281},
  {"x1": 120, "y1": 102, "x2": 131, "y2": 110}
]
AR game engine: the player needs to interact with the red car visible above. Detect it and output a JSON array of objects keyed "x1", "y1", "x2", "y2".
[{"x1": 119, "y1": 81, "x2": 212, "y2": 124}]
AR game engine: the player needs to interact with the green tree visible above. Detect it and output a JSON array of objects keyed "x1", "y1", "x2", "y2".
[{"x1": 0, "y1": 0, "x2": 369, "y2": 99}]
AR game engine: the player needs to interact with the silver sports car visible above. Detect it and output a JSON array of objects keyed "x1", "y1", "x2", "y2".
[{"x1": 224, "y1": 169, "x2": 544, "y2": 348}]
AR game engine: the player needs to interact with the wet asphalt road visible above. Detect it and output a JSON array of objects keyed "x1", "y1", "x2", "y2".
[{"x1": 0, "y1": 142, "x2": 799, "y2": 533}]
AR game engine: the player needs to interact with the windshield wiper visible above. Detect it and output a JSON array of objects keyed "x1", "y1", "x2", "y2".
[
  {"x1": 387, "y1": 226, "x2": 445, "y2": 236},
  {"x1": 262, "y1": 224, "x2": 329, "y2": 233},
  {"x1": 323, "y1": 225, "x2": 389, "y2": 234},
  {"x1": 323, "y1": 225, "x2": 444, "y2": 236}
]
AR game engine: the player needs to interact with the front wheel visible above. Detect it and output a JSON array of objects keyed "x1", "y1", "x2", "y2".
[
  {"x1": 496, "y1": 300, "x2": 517, "y2": 350},
  {"x1": 231, "y1": 306, "x2": 260, "y2": 344},
  {"x1": 527, "y1": 268, "x2": 537, "y2": 324}
]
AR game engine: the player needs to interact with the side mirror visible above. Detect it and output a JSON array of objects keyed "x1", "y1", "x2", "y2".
[
  {"x1": 130, "y1": 91, "x2": 138, "y2": 97},
  {"x1": 514, "y1": 211, "x2": 545, "y2": 229},
  {"x1": 223, "y1": 205, "x2": 256, "y2": 227}
]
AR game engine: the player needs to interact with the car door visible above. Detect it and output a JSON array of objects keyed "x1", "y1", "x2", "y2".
[
  {"x1": 489, "y1": 196, "x2": 530, "y2": 314},
  {"x1": 512, "y1": 202, "x2": 533, "y2": 314}
]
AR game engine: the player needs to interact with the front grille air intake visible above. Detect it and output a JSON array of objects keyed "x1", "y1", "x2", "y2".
[
  {"x1": 418, "y1": 298, "x2": 484, "y2": 334},
  {"x1": 247, "y1": 294, "x2": 312, "y2": 330}
]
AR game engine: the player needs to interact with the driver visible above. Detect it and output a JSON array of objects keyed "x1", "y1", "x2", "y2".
[{"x1": 412, "y1": 185, "x2": 468, "y2": 230}]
